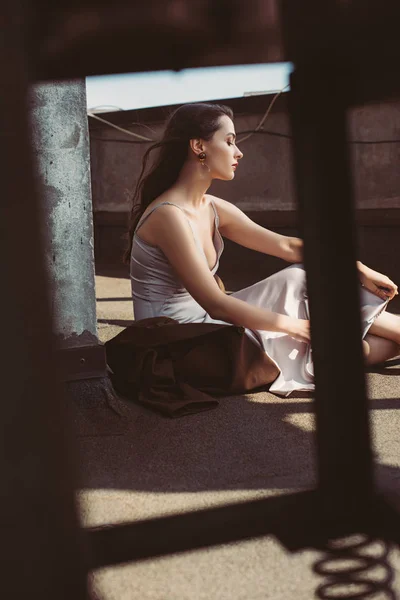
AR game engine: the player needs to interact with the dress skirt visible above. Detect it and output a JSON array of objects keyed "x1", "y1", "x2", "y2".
[{"x1": 217, "y1": 264, "x2": 389, "y2": 396}]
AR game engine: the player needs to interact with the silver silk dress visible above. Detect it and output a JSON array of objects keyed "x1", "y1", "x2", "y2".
[{"x1": 130, "y1": 200, "x2": 388, "y2": 396}]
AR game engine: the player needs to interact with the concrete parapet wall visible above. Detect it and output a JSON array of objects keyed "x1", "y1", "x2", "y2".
[{"x1": 89, "y1": 93, "x2": 400, "y2": 215}]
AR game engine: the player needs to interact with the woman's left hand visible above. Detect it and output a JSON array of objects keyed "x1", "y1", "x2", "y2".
[{"x1": 358, "y1": 264, "x2": 398, "y2": 302}]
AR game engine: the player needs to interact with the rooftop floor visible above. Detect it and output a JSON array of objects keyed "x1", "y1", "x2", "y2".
[{"x1": 76, "y1": 259, "x2": 400, "y2": 599}]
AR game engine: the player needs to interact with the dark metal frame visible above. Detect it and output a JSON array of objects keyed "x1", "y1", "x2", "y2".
[{"x1": 3, "y1": 0, "x2": 400, "y2": 596}]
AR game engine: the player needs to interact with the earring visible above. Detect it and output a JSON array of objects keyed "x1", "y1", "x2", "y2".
[{"x1": 198, "y1": 151, "x2": 206, "y2": 165}]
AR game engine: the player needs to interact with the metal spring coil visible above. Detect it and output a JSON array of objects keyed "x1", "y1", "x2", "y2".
[{"x1": 312, "y1": 533, "x2": 396, "y2": 599}]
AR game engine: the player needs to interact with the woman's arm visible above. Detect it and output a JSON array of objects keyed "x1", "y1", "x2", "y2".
[
  {"x1": 209, "y1": 196, "x2": 395, "y2": 303},
  {"x1": 149, "y1": 204, "x2": 310, "y2": 343},
  {"x1": 279, "y1": 236, "x2": 304, "y2": 263},
  {"x1": 356, "y1": 261, "x2": 398, "y2": 301},
  {"x1": 211, "y1": 195, "x2": 303, "y2": 263},
  {"x1": 210, "y1": 293, "x2": 310, "y2": 343}
]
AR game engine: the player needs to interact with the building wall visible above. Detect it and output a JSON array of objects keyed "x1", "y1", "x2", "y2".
[
  {"x1": 348, "y1": 101, "x2": 400, "y2": 208},
  {"x1": 89, "y1": 93, "x2": 400, "y2": 215}
]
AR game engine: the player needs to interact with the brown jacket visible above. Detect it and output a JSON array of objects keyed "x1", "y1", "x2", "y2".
[{"x1": 105, "y1": 317, "x2": 279, "y2": 417}]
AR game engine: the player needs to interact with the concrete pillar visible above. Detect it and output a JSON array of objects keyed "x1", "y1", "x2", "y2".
[
  {"x1": 29, "y1": 80, "x2": 124, "y2": 428},
  {"x1": 29, "y1": 79, "x2": 98, "y2": 349}
]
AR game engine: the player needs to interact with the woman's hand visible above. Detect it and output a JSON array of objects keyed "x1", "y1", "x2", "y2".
[
  {"x1": 281, "y1": 317, "x2": 311, "y2": 344},
  {"x1": 358, "y1": 263, "x2": 399, "y2": 302}
]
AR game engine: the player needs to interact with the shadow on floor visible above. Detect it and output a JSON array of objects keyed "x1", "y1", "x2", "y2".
[
  {"x1": 76, "y1": 392, "x2": 316, "y2": 493},
  {"x1": 76, "y1": 388, "x2": 400, "y2": 498}
]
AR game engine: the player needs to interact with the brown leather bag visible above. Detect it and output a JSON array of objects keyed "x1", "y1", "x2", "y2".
[{"x1": 105, "y1": 317, "x2": 279, "y2": 417}]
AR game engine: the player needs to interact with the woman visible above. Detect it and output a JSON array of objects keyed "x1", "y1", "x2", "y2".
[{"x1": 124, "y1": 102, "x2": 400, "y2": 396}]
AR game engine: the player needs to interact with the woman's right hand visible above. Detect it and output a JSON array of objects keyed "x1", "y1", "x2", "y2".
[{"x1": 281, "y1": 317, "x2": 311, "y2": 344}]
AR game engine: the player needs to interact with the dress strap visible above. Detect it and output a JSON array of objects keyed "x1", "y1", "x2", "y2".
[{"x1": 209, "y1": 198, "x2": 220, "y2": 228}]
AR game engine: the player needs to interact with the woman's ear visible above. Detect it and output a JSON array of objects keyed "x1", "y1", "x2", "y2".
[{"x1": 189, "y1": 138, "x2": 204, "y2": 156}]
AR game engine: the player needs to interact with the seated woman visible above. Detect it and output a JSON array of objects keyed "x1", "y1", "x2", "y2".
[{"x1": 124, "y1": 102, "x2": 400, "y2": 396}]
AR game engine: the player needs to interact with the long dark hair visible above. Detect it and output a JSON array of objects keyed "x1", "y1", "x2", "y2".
[{"x1": 123, "y1": 102, "x2": 234, "y2": 264}]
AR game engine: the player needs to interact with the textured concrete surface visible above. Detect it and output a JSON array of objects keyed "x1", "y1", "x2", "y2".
[
  {"x1": 75, "y1": 267, "x2": 400, "y2": 599},
  {"x1": 29, "y1": 80, "x2": 98, "y2": 346}
]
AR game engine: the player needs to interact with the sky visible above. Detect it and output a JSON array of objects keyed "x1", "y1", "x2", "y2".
[{"x1": 85, "y1": 63, "x2": 293, "y2": 112}]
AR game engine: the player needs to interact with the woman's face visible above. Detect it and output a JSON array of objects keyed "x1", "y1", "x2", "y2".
[{"x1": 203, "y1": 115, "x2": 243, "y2": 180}]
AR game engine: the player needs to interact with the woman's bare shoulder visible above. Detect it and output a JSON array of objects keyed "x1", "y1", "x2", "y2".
[
  {"x1": 205, "y1": 194, "x2": 226, "y2": 208},
  {"x1": 136, "y1": 193, "x2": 186, "y2": 244},
  {"x1": 206, "y1": 194, "x2": 237, "y2": 212},
  {"x1": 205, "y1": 194, "x2": 242, "y2": 226}
]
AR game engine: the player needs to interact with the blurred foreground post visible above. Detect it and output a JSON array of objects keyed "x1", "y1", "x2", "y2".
[
  {"x1": 281, "y1": 0, "x2": 373, "y2": 519},
  {"x1": 0, "y1": 3, "x2": 89, "y2": 598}
]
